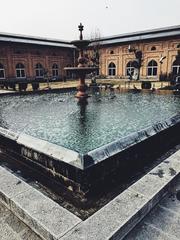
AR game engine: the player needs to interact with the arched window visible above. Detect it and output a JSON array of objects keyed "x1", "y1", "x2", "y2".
[
  {"x1": 35, "y1": 63, "x2": 44, "y2": 78},
  {"x1": 177, "y1": 44, "x2": 180, "y2": 49},
  {"x1": 66, "y1": 64, "x2": 73, "y2": 79},
  {"x1": 108, "y1": 62, "x2": 116, "y2": 76},
  {"x1": 126, "y1": 61, "x2": 135, "y2": 76},
  {"x1": 0, "y1": 63, "x2": 5, "y2": 79},
  {"x1": 147, "y1": 60, "x2": 158, "y2": 76},
  {"x1": 16, "y1": 63, "x2": 26, "y2": 78},
  {"x1": 110, "y1": 50, "x2": 114, "y2": 54},
  {"x1": 172, "y1": 60, "x2": 180, "y2": 75},
  {"x1": 151, "y1": 46, "x2": 156, "y2": 51},
  {"x1": 52, "y1": 64, "x2": 59, "y2": 77}
]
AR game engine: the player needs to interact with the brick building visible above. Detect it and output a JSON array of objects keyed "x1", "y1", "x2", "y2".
[
  {"x1": 0, "y1": 25, "x2": 180, "y2": 83},
  {"x1": 0, "y1": 33, "x2": 75, "y2": 82},
  {"x1": 91, "y1": 25, "x2": 180, "y2": 80}
]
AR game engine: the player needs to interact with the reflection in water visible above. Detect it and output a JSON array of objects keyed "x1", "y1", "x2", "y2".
[
  {"x1": 78, "y1": 99, "x2": 88, "y2": 122},
  {"x1": 0, "y1": 105, "x2": 8, "y2": 129},
  {"x1": 0, "y1": 92, "x2": 179, "y2": 153}
]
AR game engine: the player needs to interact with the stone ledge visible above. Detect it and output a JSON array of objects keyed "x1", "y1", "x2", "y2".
[
  {"x1": 0, "y1": 150, "x2": 179, "y2": 240},
  {"x1": 84, "y1": 114, "x2": 180, "y2": 168},
  {"x1": 0, "y1": 127, "x2": 19, "y2": 141},
  {"x1": 61, "y1": 149, "x2": 180, "y2": 240},
  {"x1": 17, "y1": 133, "x2": 82, "y2": 168},
  {"x1": 0, "y1": 167, "x2": 81, "y2": 240}
]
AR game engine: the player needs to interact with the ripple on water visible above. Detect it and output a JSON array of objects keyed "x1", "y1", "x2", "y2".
[{"x1": 0, "y1": 92, "x2": 179, "y2": 153}]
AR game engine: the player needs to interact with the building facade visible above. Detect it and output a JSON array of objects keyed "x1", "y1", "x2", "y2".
[
  {"x1": 0, "y1": 33, "x2": 75, "y2": 82},
  {"x1": 0, "y1": 25, "x2": 180, "y2": 83},
  {"x1": 92, "y1": 25, "x2": 180, "y2": 80}
]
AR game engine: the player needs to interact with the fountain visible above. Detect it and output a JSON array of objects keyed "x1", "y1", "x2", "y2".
[
  {"x1": 0, "y1": 25, "x2": 180, "y2": 203},
  {"x1": 64, "y1": 23, "x2": 98, "y2": 101}
]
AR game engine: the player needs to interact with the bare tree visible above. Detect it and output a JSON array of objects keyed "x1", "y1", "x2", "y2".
[
  {"x1": 90, "y1": 28, "x2": 101, "y2": 69},
  {"x1": 84, "y1": 28, "x2": 102, "y2": 79}
]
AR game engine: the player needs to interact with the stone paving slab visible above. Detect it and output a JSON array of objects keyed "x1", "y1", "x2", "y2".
[
  {"x1": 0, "y1": 166, "x2": 81, "y2": 240},
  {"x1": 123, "y1": 222, "x2": 179, "y2": 240},
  {"x1": 144, "y1": 205, "x2": 180, "y2": 239},
  {"x1": 158, "y1": 177, "x2": 180, "y2": 214},
  {"x1": 61, "y1": 150, "x2": 180, "y2": 240},
  {"x1": 130, "y1": 152, "x2": 180, "y2": 205},
  {"x1": 61, "y1": 189, "x2": 147, "y2": 240},
  {"x1": 0, "y1": 167, "x2": 31, "y2": 207},
  {"x1": 0, "y1": 149, "x2": 179, "y2": 240},
  {"x1": 0, "y1": 201, "x2": 42, "y2": 240},
  {"x1": 125, "y1": 174, "x2": 180, "y2": 240},
  {"x1": 11, "y1": 188, "x2": 81, "y2": 240}
]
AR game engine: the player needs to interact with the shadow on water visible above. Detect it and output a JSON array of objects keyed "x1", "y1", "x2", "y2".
[{"x1": 78, "y1": 98, "x2": 88, "y2": 123}]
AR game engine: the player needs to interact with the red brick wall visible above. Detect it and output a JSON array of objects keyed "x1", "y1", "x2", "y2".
[{"x1": 0, "y1": 42, "x2": 74, "y2": 79}]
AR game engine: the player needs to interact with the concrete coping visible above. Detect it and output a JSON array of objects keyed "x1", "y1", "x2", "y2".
[
  {"x1": 0, "y1": 126, "x2": 19, "y2": 141},
  {"x1": 17, "y1": 133, "x2": 83, "y2": 168},
  {"x1": 84, "y1": 113, "x2": 180, "y2": 167},
  {"x1": 0, "y1": 127, "x2": 83, "y2": 169},
  {"x1": 0, "y1": 150, "x2": 179, "y2": 239}
]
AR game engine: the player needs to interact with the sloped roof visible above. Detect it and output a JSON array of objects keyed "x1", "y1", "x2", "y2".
[
  {"x1": 91, "y1": 25, "x2": 180, "y2": 46},
  {"x1": 1, "y1": 25, "x2": 180, "y2": 49},
  {"x1": 0, "y1": 32, "x2": 75, "y2": 48}
]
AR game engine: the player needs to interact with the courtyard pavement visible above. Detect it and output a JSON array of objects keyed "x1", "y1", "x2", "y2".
[
  {"x1": 0, "y1": 79, "x2": 170, "y2": 93},
  {"x1": 0, "y1": 202, "x2": 42, "y2": 240},
  {"x1": 124, "y1": 175, "x2": 180, "y2": 240},
  {"x1": 1, "y1": 175, "x2": 180, "y2": 240}
]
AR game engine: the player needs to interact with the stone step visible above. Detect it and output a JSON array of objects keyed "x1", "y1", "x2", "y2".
[
  {"x1": 0, "y1": 149, "x2": 179, "y2": 240},
  {"x1": 0, "y1": 166, "x2": 81, "y2": 240}
]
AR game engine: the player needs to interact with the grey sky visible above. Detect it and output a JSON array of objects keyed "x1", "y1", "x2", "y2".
[{"x1": 0, "y1": 0, "x2": 180, "y2": 40}]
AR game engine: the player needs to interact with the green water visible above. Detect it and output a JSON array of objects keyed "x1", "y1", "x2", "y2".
[{"x1": 0, "y1": 91, "x2": 179, "y2": 153}]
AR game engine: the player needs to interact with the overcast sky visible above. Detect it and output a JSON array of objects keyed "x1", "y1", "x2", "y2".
[{"x1": 0, "y1": 0, "x2": 180, "y2": 41}]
